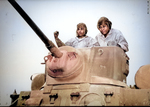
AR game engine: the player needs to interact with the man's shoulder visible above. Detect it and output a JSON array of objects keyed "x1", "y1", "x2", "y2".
[
  {"x1": 66, "y1": 37, "x2": 76, "y2": 43},
  {"x1": 111, "y1": 28, "x2": 122, "y2": 33},
  {"x1": 85, "y1": 36, "x2": 93, "y2": 39}
]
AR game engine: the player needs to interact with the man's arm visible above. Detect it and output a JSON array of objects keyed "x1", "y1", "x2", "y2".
[{"x1": 54, "y1": 31, "x2": 66, "y2": 47}]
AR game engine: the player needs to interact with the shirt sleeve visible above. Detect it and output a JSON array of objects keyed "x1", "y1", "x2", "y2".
[
  {"x1": 117, "y1": 31, "x2": 129, "y2": 52},
  {"x1": 65, "y1": 38, "x2": 73, "y2": 46},
  {"x1": 87, "y1": 37, "x2": 100, "y2": 47}
]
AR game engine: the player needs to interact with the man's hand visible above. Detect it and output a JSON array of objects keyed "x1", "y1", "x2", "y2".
[{"x1": 54, "y1": 31, "x2": 59, "y2": 38}]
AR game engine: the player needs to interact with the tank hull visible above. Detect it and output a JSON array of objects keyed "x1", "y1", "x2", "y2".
[{"x1": 15, "y1": 83, "x2": 150, "y2": 106}]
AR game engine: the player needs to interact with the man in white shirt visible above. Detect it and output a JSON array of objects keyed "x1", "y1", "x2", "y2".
[{"x1": 95, "y1": 17, "x2": 129, "y2": 52}]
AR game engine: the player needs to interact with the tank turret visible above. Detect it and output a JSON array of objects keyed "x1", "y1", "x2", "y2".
[{"x1": 8, "y1": 0, "x2": 150, "y2": 106}]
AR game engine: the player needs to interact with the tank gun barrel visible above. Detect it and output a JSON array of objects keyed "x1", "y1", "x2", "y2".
[{"x1": 8, "y1": 0, "x2": 62, "y2": 58}]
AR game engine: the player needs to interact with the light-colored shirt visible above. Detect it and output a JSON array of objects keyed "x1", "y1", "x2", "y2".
[
  {"x1": 65, "y1": 36, "x2": 99, "y2": 48},
  {"x1": 95, "y1": 28, "x2": 129, "y2": 52}
]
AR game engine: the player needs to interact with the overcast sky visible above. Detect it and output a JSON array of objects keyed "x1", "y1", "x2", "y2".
[{"x1": 0, "y1": 0, "x2": 150, "y2": 106}]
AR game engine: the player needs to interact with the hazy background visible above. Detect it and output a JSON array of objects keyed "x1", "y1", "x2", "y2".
[{"x1": 0, "y1": 0, "x2": 150, "y2": 106}]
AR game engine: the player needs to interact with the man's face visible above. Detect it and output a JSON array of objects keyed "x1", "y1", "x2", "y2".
[
  {"x1": 77, "y1": 27, "x2": 85, "y2": 37},
  {"x1": 99, "y1": 24, "x2": 110, "y2": 36},
  {"x1": 45, "y1": 50, "x2": 82, "y2": 78}
]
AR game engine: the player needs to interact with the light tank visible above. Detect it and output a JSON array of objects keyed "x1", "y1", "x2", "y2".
[{"x1": 8, "y1": 0, "x2": 150, "y2": 106}]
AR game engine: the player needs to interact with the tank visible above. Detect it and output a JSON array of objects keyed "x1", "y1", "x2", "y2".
[{"x1": 8, "y1": 0, "x2": 150, "y2": 106}]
